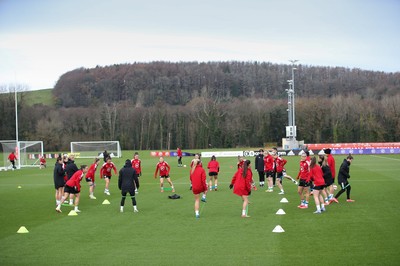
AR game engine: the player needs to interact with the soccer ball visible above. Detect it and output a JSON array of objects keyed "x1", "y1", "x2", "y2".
[{"x1": 183, "y1": 165, "x2": 187, "y2": 168}]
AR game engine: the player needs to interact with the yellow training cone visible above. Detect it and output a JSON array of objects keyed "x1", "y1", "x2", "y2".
[
  {"x1": 102, "y1": 199, "x2": 111, "y2": 205},
  {"x1": 17, "y1": 226, "x2": 29, "y2": 233},
  {"x1": 68, "y1": 210, "x2": 78, "y2": 216}
]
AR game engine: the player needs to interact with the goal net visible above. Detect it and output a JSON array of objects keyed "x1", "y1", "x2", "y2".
[
  {"x1": 70, "y1": 141, "x2": 122, "y2": 158},
  {"x1": 0, "y1": 140, "x2": 44, "y2": 169}
]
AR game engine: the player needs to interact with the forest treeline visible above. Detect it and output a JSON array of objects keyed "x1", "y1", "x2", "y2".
[{"x1": 1, "y1": 61, "x2": 399, "y2": 151}]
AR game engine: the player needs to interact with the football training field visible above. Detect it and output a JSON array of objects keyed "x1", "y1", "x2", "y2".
[{"x1": 0, "y1": 152, "x2": 399, "y2": 265}]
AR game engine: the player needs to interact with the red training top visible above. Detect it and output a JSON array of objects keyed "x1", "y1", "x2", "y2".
[
  {"x1": 275, "y1": 157, "x2": 287, "y2": 173},
  {"x1": 86, "y1": 163, "x2": 98, "y2": 181},
  {"x1": 310, "y1": 165, "x2": 325, "y2": 186},
  {"x1": 8, "y1": 153, "x2": 17, "y2": 161},
  {"x1": 190, "y1": 165, "x2": 207, "y2": 195},
  {"x1": 100, "y1": 162, "x2": 117, "y2": 178},
  {"x1": 230, "y1": 168, "x2": 252, "y2": 196},
  {"x1": 131, "y1": 159, "x2": 142, "y2": 175},
  {"x1": 207, "y1": 160, "x2": 220, "y2": 173},
  {"x1": 66, "y1": 170, "x2": 84, "y2": 191},
  {"x1": 327, "y1": 154, "x2": 336, "y2": 179},
  {"x1": 297, "y1": 160, "x2": 310, "y2": 181},
  {"x1": 264, "y1": 154, "x2": 274, "y2": 172},
  {"x1": 154, "y1": 161, "x2": 170, "y2": 177}
]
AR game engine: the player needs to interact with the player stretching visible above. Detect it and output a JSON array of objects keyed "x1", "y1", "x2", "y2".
[
  {"x1": 86, "y1": 158, "x2": 100, "y2": 199},
  {"x1": 100, "y1": 157, "x2": 117, "y2": 195},
  {"x1": 56, "y1": 165, "x2": 88, "y2": 213},
  {"x1": 154, "y1": 156, "x2": 175, "y2": 193}
]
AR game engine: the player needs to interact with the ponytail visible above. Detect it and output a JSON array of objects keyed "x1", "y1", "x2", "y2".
[
  {"x1": 191, "y1": 159, "x2": 198, "y2": 174},
  {"x1": 242, "y1": 160, "x2": 251, "y2": 178}
]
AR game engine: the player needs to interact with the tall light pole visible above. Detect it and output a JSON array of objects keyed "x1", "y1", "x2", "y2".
[
  {"x1": 14, "y1": 86, "x2": 20, "y2": 169},
  {"x1": 284, "y1": 60, "x2": 298, "y2": 149}
]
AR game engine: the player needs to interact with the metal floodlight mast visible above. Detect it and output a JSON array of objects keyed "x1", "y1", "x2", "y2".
[
  {"x1": 290, "y1": 60, "x2": 298, "y2": 139},
  {"x1": 285, "y1": 60, "x2": 298, "y2": 145}
]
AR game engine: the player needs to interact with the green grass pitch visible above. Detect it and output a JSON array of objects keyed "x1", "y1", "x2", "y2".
[{"x1": 0, "y1": 151, "x2": 399, "y2": 265}]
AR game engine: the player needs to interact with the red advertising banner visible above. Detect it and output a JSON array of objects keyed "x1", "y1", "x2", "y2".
[{"x1": 306, "y1": 142, "x2": 400, "y2": 150}]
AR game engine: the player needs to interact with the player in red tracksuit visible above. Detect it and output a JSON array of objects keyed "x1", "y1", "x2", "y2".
[
  {"x1": 190, "y1": 159, "x2": 208, "y2": 218},
  {"x1": 131, "y1": 153, "x2": 142, "y2": 176},
  {"x1": 177, "y1": 147, "x2": 183, "y2": 167},
  {"x1": 274, "y1": 154, "x2": 287, "y2": 194},
  {"x1": 40, "y1": 156, "x2": 46, "y2": 169},
  {"x1": 131, "y1": 152, "x2": 142, "y2": 193},
  {"x1": 207, "y1": 155, "x2": 220, "y2": 191},
  {"x1": 309, "y1": 157, "x2": 327, "y2": 214},
  {"x1": 56, "y1": 165, "x2": 88, "y2": 213},
  {"x1": 325, "y1": 148, "x2": 337, "y2": 196},
  {"x1": 297, "y1": 153, "x2": 311, "y2": 209},
  {"x1": 264, "y1": 151, "x2": 275, "y2": 192},
  {"x1": 100, "y1": 157, "x2": 117, "y2": 195},
  {"x1": 230, "y1": 160, "x2": 253, "y2": 218},
  {"x1": 86, "y1": 158, "x2": 100, "y2": 199},
  {"x1": 8, "y1": 151, "x2": 17, "y2": 169},
  {"x1": 154, "y1": 156, "x2": 175, "y2": 193}
]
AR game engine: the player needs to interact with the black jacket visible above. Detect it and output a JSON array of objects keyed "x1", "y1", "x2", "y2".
[
  {"x1": 255, "y1": 154, "x2": 264, "y2": 172},
  {"x1": 118, "y1": 161, "x2": 139, "y2": 191},
  {"x1": 338, "y1": 159, "x2": 351, "y2": 183},
  {"x1": 53, "y1": 162, "x2": 65, "y2": 181},
  {"x1": 65, "y1": 159, "x2": 78, "y2": 179}
]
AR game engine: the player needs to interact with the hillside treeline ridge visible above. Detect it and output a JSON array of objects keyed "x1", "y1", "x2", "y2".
[
  {"x1": 1, "y1": 61, "x2": 399, "y2": 151},
  {"x1": 53, "y1": 61, "x2": 399, "y2": 108}
]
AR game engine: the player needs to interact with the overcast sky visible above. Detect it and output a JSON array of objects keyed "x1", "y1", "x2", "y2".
[{"x1": 0, "y1": 0, "x2": 399, "y2": 91}]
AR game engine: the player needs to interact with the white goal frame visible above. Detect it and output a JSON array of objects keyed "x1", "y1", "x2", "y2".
[
  {"x1": 0, "y1": 140, "x2": 44, "y2": 170},
  {"x1": 70, "y1": 141, "x2": 122, "y2": 159}
]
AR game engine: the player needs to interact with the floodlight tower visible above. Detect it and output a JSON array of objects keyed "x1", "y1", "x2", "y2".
[{"x1": 284, "y1": 60, "x2": 299, "y2": 149}]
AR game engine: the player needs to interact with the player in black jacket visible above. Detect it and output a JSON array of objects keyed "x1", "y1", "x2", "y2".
[
  {"x1": 118, "y1": 159, "x2": 140, "y2": 212},
  {"x1": 255, "y1": 149, "x2": 265, "y2": 187},
  {"x1": 332, "y1": 154, "x2": 354, "y2": 203}
]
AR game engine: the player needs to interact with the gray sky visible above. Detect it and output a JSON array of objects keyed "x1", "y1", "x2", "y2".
[{"x1": 1, "y1": 0, "x2": 399, "y2": 90}]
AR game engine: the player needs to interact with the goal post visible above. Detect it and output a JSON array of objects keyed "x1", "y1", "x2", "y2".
[
  {"x1": 0, "y1": 140, "x2": 44, "y2": 169},
  {"x1": 70, "y1": 141, "x2": 122, "y2": 159}
]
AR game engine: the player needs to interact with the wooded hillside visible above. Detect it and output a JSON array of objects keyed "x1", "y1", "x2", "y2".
[{"x1": 1, "y1": 61, "x2": 399, "y2": 151}]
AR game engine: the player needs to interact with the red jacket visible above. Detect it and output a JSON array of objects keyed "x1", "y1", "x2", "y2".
[
  {"x1": 297, "y1": 160, "x2": 310, "y2": 181},
  {"x1": 100, "y1": 162, "x2": 117, "y2": 178},
  {"x1": 8, "y1": 153, "x2": 17, "y2": 161},
  {"x1": 177, "y1": 148, "x2": 182, "y2": 157},
  {"x1": 190, "y1": 165, "x2": 207, "y2": 194},
  {"x1": 131, "y1": 159, "x2": 141, "y2": 175},
  {"x1": 264, "y1": 154, "x2": 274, "y2": 172},
  {"x1": 66, "y1": 170, "x2": 84, "y2": 191},
  {"x1": 275, "y1": 157, "x2": 287, "y2": 173},
  {"x1": 155, "y1": 161, "x2": 170, "y2": 177},
  {"x1": 231, "y1": 168, "x2": 252, "y2": 196},
  {"x1": 310, "y1": 165, "x2": 325, "y2": 186},
  {"x1": 207, "y1": 160, "x2": 219, "y2": 173},
  {"x1": 327, "y1": 154, "x2": 336, "y2": 179},
  {"x1": 86, "y1": 163, "x2": 98, "y2": 181}
]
